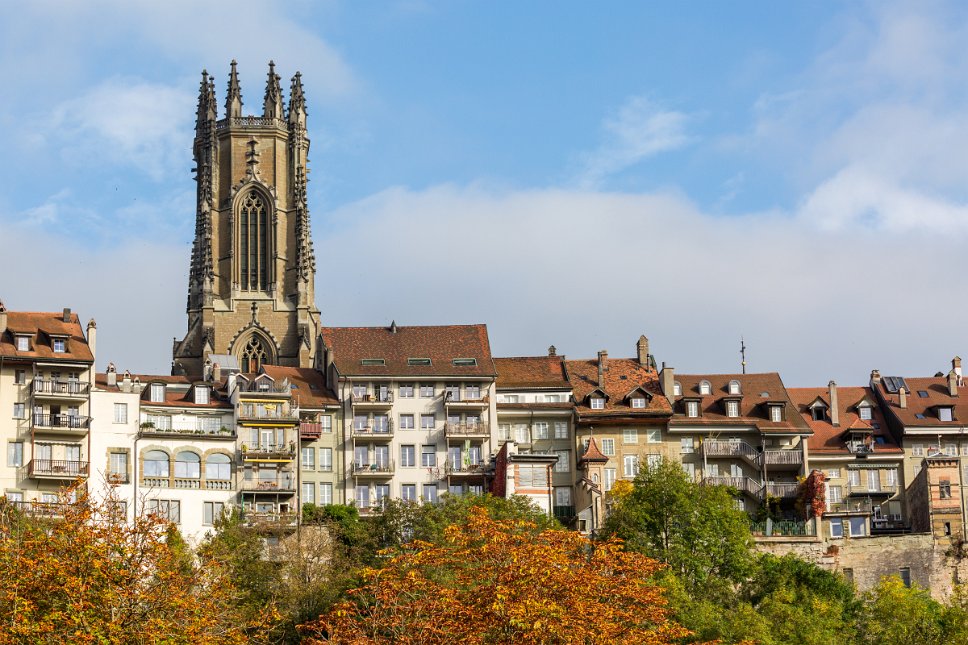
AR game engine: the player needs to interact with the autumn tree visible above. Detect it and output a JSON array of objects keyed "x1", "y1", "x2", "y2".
[
  {"x1": 300, "y1": 506, "x2": 689, "y2": 644},
  {"x1": 0, "y1": 487, "x2": 274, "y2": 644}
]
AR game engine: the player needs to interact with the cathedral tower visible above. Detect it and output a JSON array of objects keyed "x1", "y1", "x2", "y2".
[{"x1": 173, "y1": 61, "x2": 319, "y2": 377}]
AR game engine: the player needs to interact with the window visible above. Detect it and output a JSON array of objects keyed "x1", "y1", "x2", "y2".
[
  {"x1": 445, "y1": 385, "x2": 461, "y2": 401},
  {"x1": 867, "y1": 469, "x2": 880, "y2": 492},
  {"x1": 203, "y1": 501, "x2": 225, "y2": 526},
  {"x1": 946, "y1": 443, "x2": 958, "y2": 457},
  {"x1": 113, "y1": 403, "x2": 128, "y2": 424},
  {"x1": 843, "y1": 568, "x2": 854, "y2": 584},
  {"x1": 375, "y1": 484, "x2": 390, "y2": 506},
  {"x1": 361, "y1": 358, "x2": 385, "y2": 366},
  {"x1": 728, "y1": 380, "x2": 741, "y2": 395},
  {"x1": 604, "y1": 468, "x2": 617, "y2": 491},
  {"x1": 320, "y1": 415, "x2": 332, "y2": 433},
  {"x1": 885, "y1": 469, "x2": 897, "y2": 487},
  {"x1": 534, "y1": 422, "x2": 549, "y2": 440},
  {"x1": 421, "y1": 445, "x2": 436, "y2": 467},
  {"x1": 519, "y1": 465, "x2": 548, "y2": 488},
  {"x1": 355, "y1": 486, "x2": 370, "y2": 508},
  {"x1": 12, "y1": 403, "x2": 24, "y2": 419},
  {"x1": 685, "y1": 401, "x2": 699, "y2": 418},
  {"x1": 419, "y1": 384, "x2": 435, "y2": 397},
  {"x1": 14, "y1": 370, "x2": 25, "y2": 384},
  {"x1": 830, "y1": 520, "x2": 844, "y2": 539},
  {"x1": 15, "y1": 336, "x2": 29, "y2": 351},
  {"x1": 143, "y1": 451, "x2": 169, "y2": 478},
  {"x1": 630, "y1": 398, "x2": 646, "y2": 409},
  {"x1": 420, "y1": 414, "x2": 435, "y2": 430},
  {"x1": 623, "y1": 455, "x2": 639, "y2": 478},
  {"x1": 941, "y1": 479, "x2": 952, "y2": 499},
  {"x1": 401, "y1": 445, "x2": 416, "y2": 468},
  {"x1": 681, "y1": 462, "x2": 696, "y2": 479},
  {"x1": 647, "y1": 428, "x2": 661, "y2": 444},
  {"x1": 913, "y1": 443, "x2": 924, "y2": 456},
  {"x1": 420, "y1": 485, "x2": 439, "y2": 504},
  {"x1": 194, "y1": 386, "x2": 210, "y2": 405},
  {"x1": 499, "y1": 394, "x2": 519, "y2": 403},
  {"x1": 466, "y1": 385, "x2": 481, "y2": 399},
  {"x1": 399, "y1": 414, "x2": 415, "y2": 430},
  {"x1": 554, "y1": 450, "x2": 570, "y2": 473},
  {"x1": 174, "y1": 452, "x2": 200, "y2": 479},
  {"x1": 52, "y1": 339, "x2": 65, "y2": 353},
  {"x1": 149, "y1": 383, "x2": 165, "y2": 403},
  {"x1": 301, "y1": 447, "x2": 315, "y2": 469},
  {"x1": 600, "y1": 438, "x2": 615, "y2": 456},
  {"x1": 555, "y1": 487, "x2": 572, "y2": 506},
  {"x1": 859, "y1": 406, "x2": 872, "y2": 420},
  {"x1": 769, "y1": 405, "x2": 783, "y2": 422},
  {"x1": 146, "y1": 499, "x2": 180, "y2": 524},
  {"x1": 109, "y1": 452, "x2": 128, "y2": 481},
  {"x1": 206, "y1": 454, "x2": 231, "y2": 480},
  {"x1": 401, "y1": 484, "x2": 417, "y2": 502},
  {"x1": 699, "y1": 380, "x2": 711, "y2": 395},
  {"x1": 590, "y1": 397, "x2": 605, "y2": 410},
  {"x1": 453, "y1": 358, "x2": 477, "y2": 367},
  {"x1": 302, "y1": 482, "x2": 315, "y2": 505},
  {"x1": 352, "y1": 385, "x2": 367, "y2": 399},
  {"x1": 647, "y1": 454, "x2": 662, "y2": 468},
  {"x1": 811, "y1": 406, "x2": 826, "y2": 421},
  {"x1": 726, "y1": 400, "x2": 739, "y2": 417},
  {"x1": 554, "y1": 422, "x2": 568, "y2": 439},
  {"x1": 829, "y1": 485, "x2": 843, "y2": 503},
  {"x1": 847, "y1": 470, "x2": 860, "y2": 487},
  {"x1": 680, "y1": 437, "x2": 694, "y2": 454},
  {"x1": 399, "y1": 383, "x2": 414, "y2": 398},
  {"x1": 544, "y1": 394, "x2": 561, "y2": 403},
  {"x1": 6, "y1": 442, "x2": 23, "y2": 468},
  {"x1": 673, "y1": 382, "x2": 682, "y2": 396},
  {"x1": 827, "y1": 468, "x2": 841, "y2": 479},
  {"x1": 940, "y1": 407, "x2": 954, "y2": 422},
  {"x1": 623, "y1": 429, "x2": 638, "y2": 444},
  {"x1": 320, "y1": 483, "x2": 333, "y2": 505}
]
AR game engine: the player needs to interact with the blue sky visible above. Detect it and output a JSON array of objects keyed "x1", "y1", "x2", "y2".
[{"x1": 3, "y1": 1, "x2": 968, "y2": 385}]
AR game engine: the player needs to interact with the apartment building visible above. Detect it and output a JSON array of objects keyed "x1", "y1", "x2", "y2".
[
  {"x1": 789, "y1": 382, "x2": 905, "y2": 539},
  {"x1": 662, "y1": 370, "x2": 811, "y2": 515},
  {"x1": 568, "y1": 337, "x2": 672, "y2": 534},
  {"x1": 492, "y1": 352, "x2": 575, "y2": 522},
  {"x1": 0, "y1": 305, "x2": 96, "y2": 512},
  {"x1": 321, "y1": 323, "x2": 498, "y2": 511}
]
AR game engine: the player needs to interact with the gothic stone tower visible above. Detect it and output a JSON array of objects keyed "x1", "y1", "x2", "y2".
[{"x1": 173, "y1": 61, "x2": 319, "y2": 377}]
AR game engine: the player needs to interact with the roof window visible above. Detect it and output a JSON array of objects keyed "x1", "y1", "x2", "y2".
[
  {"x1": 453, "y1": 358, "x2": 477, "y2": 367},
  {"x1": 15, "y1": 335, "x2": 29, "y2": 351},
  {"x1": 408, "y1": 358, "x2": 432, "y2": 366},
  {"x1": 939, "y1": 407, "x2": 954, "y2": 422},
  {"x1": 194, "y1": 386, "x2": 210, "y2": 405},
  {"x1": 361, "y1": 358, "x2": 386, "y2": 366},
  {"x1": 727, "y1": 380, "x2": 741, "y2": 395},
  {"x1": 673, "y1": 381, "x2": 682, "y2": 396},
  {"x1": 698, "y1": 380, "x2": 711, "y2": 395},
  {"x1": 918, "y1": 390, "x2": 929, "y2": 398}
]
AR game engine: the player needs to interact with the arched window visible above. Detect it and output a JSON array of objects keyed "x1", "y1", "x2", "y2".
[
  {"x1": 144, "y1": 450, "x2": 169, "y2": 477},
  {"x1": 728, "y1": 380, "x2": 741, "y2": 395},
  {"x1": 239, "y1": 191, "x2": 269, "y2": 291},
  {"x1": 240, "y1": 335, "x2": 269, "y2": 373},
  {"x1": 174, "y1": 451, "x2": 200, "y2": 479},
  {"x1": 206, "y1": 453, "x2": 231, "y2": 480},
  {"x1": 699, "y1": 380, "x2": 712, "y2": 395}
]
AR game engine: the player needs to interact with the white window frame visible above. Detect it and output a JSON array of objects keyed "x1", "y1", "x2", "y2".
[
  {"x1": 646, "y1": 428, "x2": 661, "y2": 444},
  {"x1": 623, "y1": 455, "x2": 638, "y2": 478},
  {"x1": 630, "y1": 397, "x2": 646, "y2": 409},
  {"x1": 726, "y1": 400, "x2": 739, "y2": 417},
  {"x1": 320, "y1": 483, "x2": 333, "y2": 505},
  {"x1": 554, "y1": 422, "x2": 568, "y2": 440},
  {"x1": 600, "y1": 438, "x2": 615, "y2": 456},
  {"x1": 590, "y1": 397, "x2": 605, "y2": 410},
  {"x1": 623, "y1": 428, "x2": 639, "y2": 444},
  {"x1": 680, "y1": 437, "x2": 694, "y2": 454},
  {"x1": 686, "y1": 401, "x2": 699, "y2": 418},
  {"x1": 113, "y1": 403, "x2": 128, "y2": 424},
  {"x1": 604, "y1": 468, "x2": 617, "y2": 491},
  {"x1": 554, "y1": 450, "x2": 570, "y2": 473}
]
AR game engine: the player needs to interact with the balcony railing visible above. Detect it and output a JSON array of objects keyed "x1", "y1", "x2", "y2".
[
  {"x1": 553, "y1": 505, "x2": 576, "y2": 521},
  {"x1": 444, "y1": 422, "x2": 490, "y2": 437},
  {"x1": 32, "y1": 414, "x2": 90, "y2": 430},
  {"x1": 241, "y1": 511, "x2": 298, "y2": 527},
  {"x1": 445, "y1": 460, "x2": 487, "y2": 475},
  {"x1": 352, "y1": 461, "x2": 395, "y2": 476},
  {"x1": 763, "y1": 482, "x2": 800, "y2": 499},
  {"x1": 846, "y1": 442, "x2": 876, "y2": 455},
  {"x1": 847, "y1": 482, "x2": 898, "y2": 496},
  {"x1": 352, "y1": 422, "x2": 394, "y2": 439},
  {"x1": 241, "y1": 443, "x2": 296, "y2": 460},
  {"x1": 827, "y1": 498, "x2": 873, "y2": 514},
  {"x1": 27, "y1": 459, "x2": 89, "y2": 478},
  {"x1": 749, "y1": 519, "x2": 815, "y2": 537},
  {"x1": 763, "y1": 450, "x2": 803, "y2": 467},
  {"x1": 5, "y1": 500, "x2": 72, "y2": 518},
  {"x1": 703, "y1": 476, "x2": 762, "y2": 496},
  {"x1": 300, "y1": 422, "x2": 323, "y2": 440},
  {"x1": 445, "y1": 392, "x2": 488, "y2": 405},
  {"x1": 702, "y1": 440, "x2": 761, "y2": 465},
  {"x1": 138, "y1": 423, "x2": 235, "y2": 438},
  {"x1": 32, "y1": 379, "x2": 89, "y2": 396},
  {"x1": 237, "y1": 405, "x2": 298, "y2": 421},
  {"x1": 241, "y1": 478, "x2": 296, "y2": 492},
  {"x1": 352, "y1": 392, "x2": 394, "y2": 405}
]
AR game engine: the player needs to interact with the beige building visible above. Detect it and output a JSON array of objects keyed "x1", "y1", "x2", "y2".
[{"x1": 0, "y1": 304, "x2": 96, "y2": 510}]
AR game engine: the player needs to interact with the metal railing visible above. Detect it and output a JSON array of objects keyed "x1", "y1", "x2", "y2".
[
  {"x1": 352, "y1": 461, "x2": 395, "y2": 476},
  {"x1": 764, "y1": 482, "x2": 800, "y2": 498},
  {"x1": 763, "y1": 450, "x2": 803, "y2": 466},
  {"x1": 702, "y1": 475, "x2": 762, "y2": 496},
  {"x1": 28, "y1": 459, "x2": 88, "y2": 478},
  {"x1": 749, "y1": 519, "x2": 815, "y2": 537},
  {"x1": 242, "y1": 443, "x2": 296, "y2": 459},
  {"x1": 352, "y1": 421, "x2": 394, "y2": 438},
  {"x1": 444, "y1": 422, "x2": 490, "y2": 437},
  {"x1": 32, "y1": 380, "x2": 89, "y2": 396},
  {"x1": 237, "y1": 405, "x2": 298, "y2": 421},
  {"x1": 703, "y1": 440, "x2": 760, "y2": 464},
  {"x1": 827, "y1": 498, "x2": 873, "y2": 514},
  {"x1": 352, "y1": 392, "x2": 394, "y2": 404},
  {"x1": 847, "y1": 482, "x2": 898, "y2": 496},
  {"x1": 444, "y1": 459, "x2": 486, "y2": 475},
  {"x1": 445, "y1": 392, "x2": 488, "y2": 404},
  {"x1": 32, "y1": 414, "x2": 90, "y2": 429},
  {"x1": 242, "y1": 478, "x2": 296, "y2": 492},
  {"x1": 553, "y1": 505, "x2": 576, "y2": 521}
]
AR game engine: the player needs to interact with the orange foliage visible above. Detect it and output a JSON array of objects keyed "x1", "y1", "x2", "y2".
[
  {"x1": 300, "y1": 506, "x2": 690, "y2": 644},
  {"x1": 0, "y1": 486, "x2": 275, "y2": 644}
]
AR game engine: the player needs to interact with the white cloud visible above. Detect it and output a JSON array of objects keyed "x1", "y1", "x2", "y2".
[{"x1": 578, "y1": 96, "x2": 692, "y2": 188}]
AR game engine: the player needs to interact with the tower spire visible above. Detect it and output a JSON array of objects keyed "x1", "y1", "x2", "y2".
[
  {"x1": 263, "y1": 60, "x2": 283, "y2": 119},
  {"x1": 225, "y1": 59, "x2": 242, "y2": 119},
  {"x1": 288, "y1": 71, "x2": 306, "y2": 127}
]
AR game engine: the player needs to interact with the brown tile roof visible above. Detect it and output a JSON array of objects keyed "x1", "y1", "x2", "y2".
[
  {"x1": 876, "y1": 376, "x2": 968, "y2": 428},
  {"x1": 669, "y1": 373, "x2": 810, "y2": 434},
  {"x1": 95, "y1": 373, "x2": 192, "y2": 390},
  {"x1": 579, "y1": 436, "x2": 609, "y2": 464},
  {"x1": 260, "y1": 365, "x2": 338, "y2": 407},
  {"x1": 565, "y1": 356, "x2": 671, "y2": 421},
  {"x1": 494, "y1": 356, "x2": 569, "y2": 389},
  {"x1": 1, "y1": 311, "x2": 94, "y2": 362},
  {"x1": 788, "y1": 386, "x2": 901, "y2": 455},
  {"x1": 321, "y1": 324, "x2": 496, "y2": 378},
  {"x1": 95, "y1": 373, "x2": 232, "y2": 409}
]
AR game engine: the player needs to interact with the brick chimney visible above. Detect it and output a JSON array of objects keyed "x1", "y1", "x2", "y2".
[
  {"x1": 0, "y1": 299, "x2": 7, "y2": 336},
  {"x1": 949, "y1": 370, "x2": 959, "y2": 397},
  {"x1": 636, "y1": 335, "x2": 650, "y2": 366},
  {"x1": 955, "y1": 357, "x2": 964, "y2": 387},
  {"x1": 62, "y1": 307, "x2": 71, "y2": 323},
  {"x1": 899, "y1": 386, "x2": 908, "y2": 409},
  {"x1": 597, "y1": 350, "x2": 608, "y2": 388},
  {"x1": 828, "y1": 380, "x2": 839, "y2": 427},
  {"x1": 661, "y1": 363, "x2": 676, "y2": 405},
  {"x1": 548, "y1": 345, "x2": 557, "y2": 357}
]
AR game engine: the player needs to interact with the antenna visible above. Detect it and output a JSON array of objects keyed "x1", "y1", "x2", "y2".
[{"x1": 740, "y1": 337, "x2": 747, "y2": 375}]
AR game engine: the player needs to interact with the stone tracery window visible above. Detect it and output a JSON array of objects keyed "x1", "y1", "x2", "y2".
[
  {"x1": 239, "y1": 191, "x2": 269, "y2": 291},
  {"x1": 240, "y1": 335, "x2": 269, "y2": 373}
]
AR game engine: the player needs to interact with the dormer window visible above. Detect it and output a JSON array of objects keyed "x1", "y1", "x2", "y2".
[
  {"x1": 52, "y1": 339, "x2": 66, "y2": 353},
  {"x1": 673, "y1": 382, "x2": 682, "y2": 396},
  {"x1": 811, "y1": 405, "x2": 826, "y2": 421},
  {"x1": 858, "y1": 406, "x2": 872, "y2": 421},
  {"x1": 194, "y1": 386, "x2": 210, "y2": 405},
  {"x1": 590, "y1": 397, "x2": 605, "y2": 410},
  {"x1": 630, "y1": 397, "x2": 646, "y2": 409},
  {"x1": 149, "y1": 383, "x2": 165, "y2": 403},
  {"x1": 939, "y1": 406, "x2": 954, "y2": 422},
  {"x1": 15, "y1": 335, "x2": 29, "y2": 351},
  {"x1": 685, "y1": 401, "x2": 699, "y2": 418},
  {"x1": 768, "y1": 404, "x2": 783, "y2": 422},
  {"x1": 728, "y1": 380, "x2": 741, "y2": 395},
  {"x1": 726, "y1": 400, "x2": 739, "y2": 417},
  {"x1": 699, "y1": 380, "x2": 711, "y2": 395}
]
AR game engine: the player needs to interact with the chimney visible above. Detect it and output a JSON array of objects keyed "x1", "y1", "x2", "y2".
[
  {"x1": 121, "y1": 370, "x2": 132, "y2": 394},
  {"x1": 899, "y1": 387, "x2": 907, "y2": 409},
  {"x1": 213, "y1": 362, "x2": 222, "y2": 382},
  {"x1": 636, "y1": 335, "x2": 650, "y2": 367},
  {"x1": 106, "y1": 362, "x2": 117, "y2": 387},
  {"x1": 828, "y1": 380, "x2": 839, "y2": 427},
  {"x1": 227, "y1": 373, "x2": 238, "y2": 396},
  {"x1": 870, "y1": 370, "x2": 881, "y2": 386},
  {"x1": 86, "y1": 319, "x2": 97, "y2": 385},
  {"x1": 548, "y1": 345, "x2": 557, "y2": 357},
  {"x1": 597, "y1": 350, "x2": 608, "y2": 388},
  {"x1": 949, "y1": 370, "x2": 959, "y2": 397},
  {"x1": 0, "y1": 299, "x2": 7, "y2": 336},
  {"x1": 62, "y1": 307, "x2": 71, "y2": 323},
  {"x1": 203, "y1": 358, "x2": 213, "y2": 382},
  {"x1": 661, "y1": 363, "x2": 676, "y2": 405},
  {"x1": 955, "y1": 356, "x2": 964, "y2": 386}
]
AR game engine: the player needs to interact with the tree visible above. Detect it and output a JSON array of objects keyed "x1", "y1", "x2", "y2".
[
  {"x1": 856, "y1": 576, "x2": 961, "y2": 645},
  {"x1": 0, "y1": 487, "x2": 273, "y2": 644},
  {"x1": 300, "y1": 507, "x2": 689, "y2": 644},
  {"x1": 603, "y1": 459, "x2": 755, "y2": 591}
]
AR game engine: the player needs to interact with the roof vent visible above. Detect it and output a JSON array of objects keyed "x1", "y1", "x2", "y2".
[{"x1": 389, "y1": 320, "x2": 397, "y2": 333}]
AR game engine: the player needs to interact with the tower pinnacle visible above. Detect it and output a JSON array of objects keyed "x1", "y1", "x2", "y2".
[{"x1": 225, "y1": 60, "x2": 242, "y2": 119}]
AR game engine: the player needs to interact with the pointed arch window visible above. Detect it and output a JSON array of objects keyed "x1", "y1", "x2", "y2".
[
  {"x1": 240, "y1": 335, "x2": 269, "y2": 373},
  {"x1": 239, "y1": 191, "x2": 269, "y2": 291}
]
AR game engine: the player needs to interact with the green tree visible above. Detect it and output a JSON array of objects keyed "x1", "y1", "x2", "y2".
[{"x1": 856, "y1": 576, "x2": 956, "y2": 645}]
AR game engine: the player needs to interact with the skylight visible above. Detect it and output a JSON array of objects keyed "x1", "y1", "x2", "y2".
[
  {"x1": 453, "y1": 358, "x2": 477, "y2": 367},
  {"x1": 408, "y1": 358, "x2": 432, "y2": 366},
  {"x1": 361, "y1": 358, "x2": 385, "y2": 366}
]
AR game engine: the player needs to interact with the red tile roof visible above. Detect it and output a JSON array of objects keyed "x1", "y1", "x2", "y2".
[
  {"x1": 260, "y1": 365, "x2": 338, "y2": 407},
  {"x1": 876, "y1": 376, "x2": 968, "y2": 428},
  {"x1": 669, "y1": 373, "x2": 810, "y2": 434},
  {"x1": 1, "y1": 311, "x2": 93, "y2": 362},
  {"x1": 788, "y1": 386, "x2": 901, "y2": 455},
  {"x1": 494, "y1": 356, "x2": 569, "y2": 389},
  {"x1": 322, "y1": 324, "x2": 496, "y2": 378},
  {"x1": 96, "y1": 373, "x2": 232, "y2": 409},
  {"x1": 565, "y1": 356, "x2": 671, "y2": 421},
  {"x1": 579, "y1": 436, "x2": 609, "y2": 464}
]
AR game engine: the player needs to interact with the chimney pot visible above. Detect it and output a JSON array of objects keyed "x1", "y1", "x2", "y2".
[
  {"x1": 548, "y1": 345, "x2": 557, "y2": 357},
  {"x1": 899, "y1": 387, "x2": 908, "y2": 409}
]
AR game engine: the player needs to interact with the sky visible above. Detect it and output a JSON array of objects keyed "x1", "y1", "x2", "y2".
[{"x1": 2, "y1": 0, "x2": 968, "y2": 386}]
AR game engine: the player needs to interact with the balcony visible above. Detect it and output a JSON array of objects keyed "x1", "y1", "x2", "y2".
[
  {"x1": 138, "y1": 422, "x2": 235, "y2": 440},
  {"x1": 702, "y1": 440, "x2": 761, "y2": 467},
  {"x1": 352, "y1": 461, "x2": 395, "y2": 477},
  {"x1": 444, "y1": 392, "x2": 489, "y2": 408},
  {"x1": 763, "y1": 449, "x2": 803, "y2": 469},
  {"x1": 31, "y1": 414, "x2": 90, "y2": 434},
  {"x1": 32, "y1": 379, "x2": 89, "y2": 399},
  {"x1": 237, "y1": 404, "x2": 298, "y2": 422},
  {"x1": 444, "y1": 422, "x2": 490, "y2": 439},
  {"x1": 242, "y1": 442, "x2": 296, "y2": 461},
  {"x1": 703, "y1": 475, "x2": 762, "y2": 497},
  {"x1": 241, "y1": 477, "x2": 296, "y2": 493},
  {"x1": 827, "y1": 498, "x2": 873, "y2": 515},
  {"x1": 352, "y1": 392, "x2": 394, "y2": 407},
  {"x1": 300, "y1": 422, "x2": 323, "y2": 440},
  {"x1": 6, "y1": 500, "x2": 72, "y2": 518},
  {"x1": 847, "y1": 482, "x2": 898, "y2": 497},
  {"x1": 749, "y1": 518, "x2": 815, "y2": 537},
  {"x1": 352, "y1": 422, "x2": 394, "y2": 441},
  {"x1": 846, "y1": 442, "x2": 876, "y2": 455},
  {"x1": 763, "y1": 482, "x2": 800, "y2": 499},
  {"x1": 27, "y1": 459, "x2": 89, "y2": 480},
  {"x1": 553, "y1": 505, "x2": 576, "y2": 522},
  {"x1": 445, "y1": 460, "x2": 487, "y2": 476},
  {"x1": 241, "y1": 511, "x2": 298, "y2": 528}
]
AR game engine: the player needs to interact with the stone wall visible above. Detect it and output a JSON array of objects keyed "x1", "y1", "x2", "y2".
[{"x1": 755, "y1": 533, "x2": 968, "y2": 600}]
